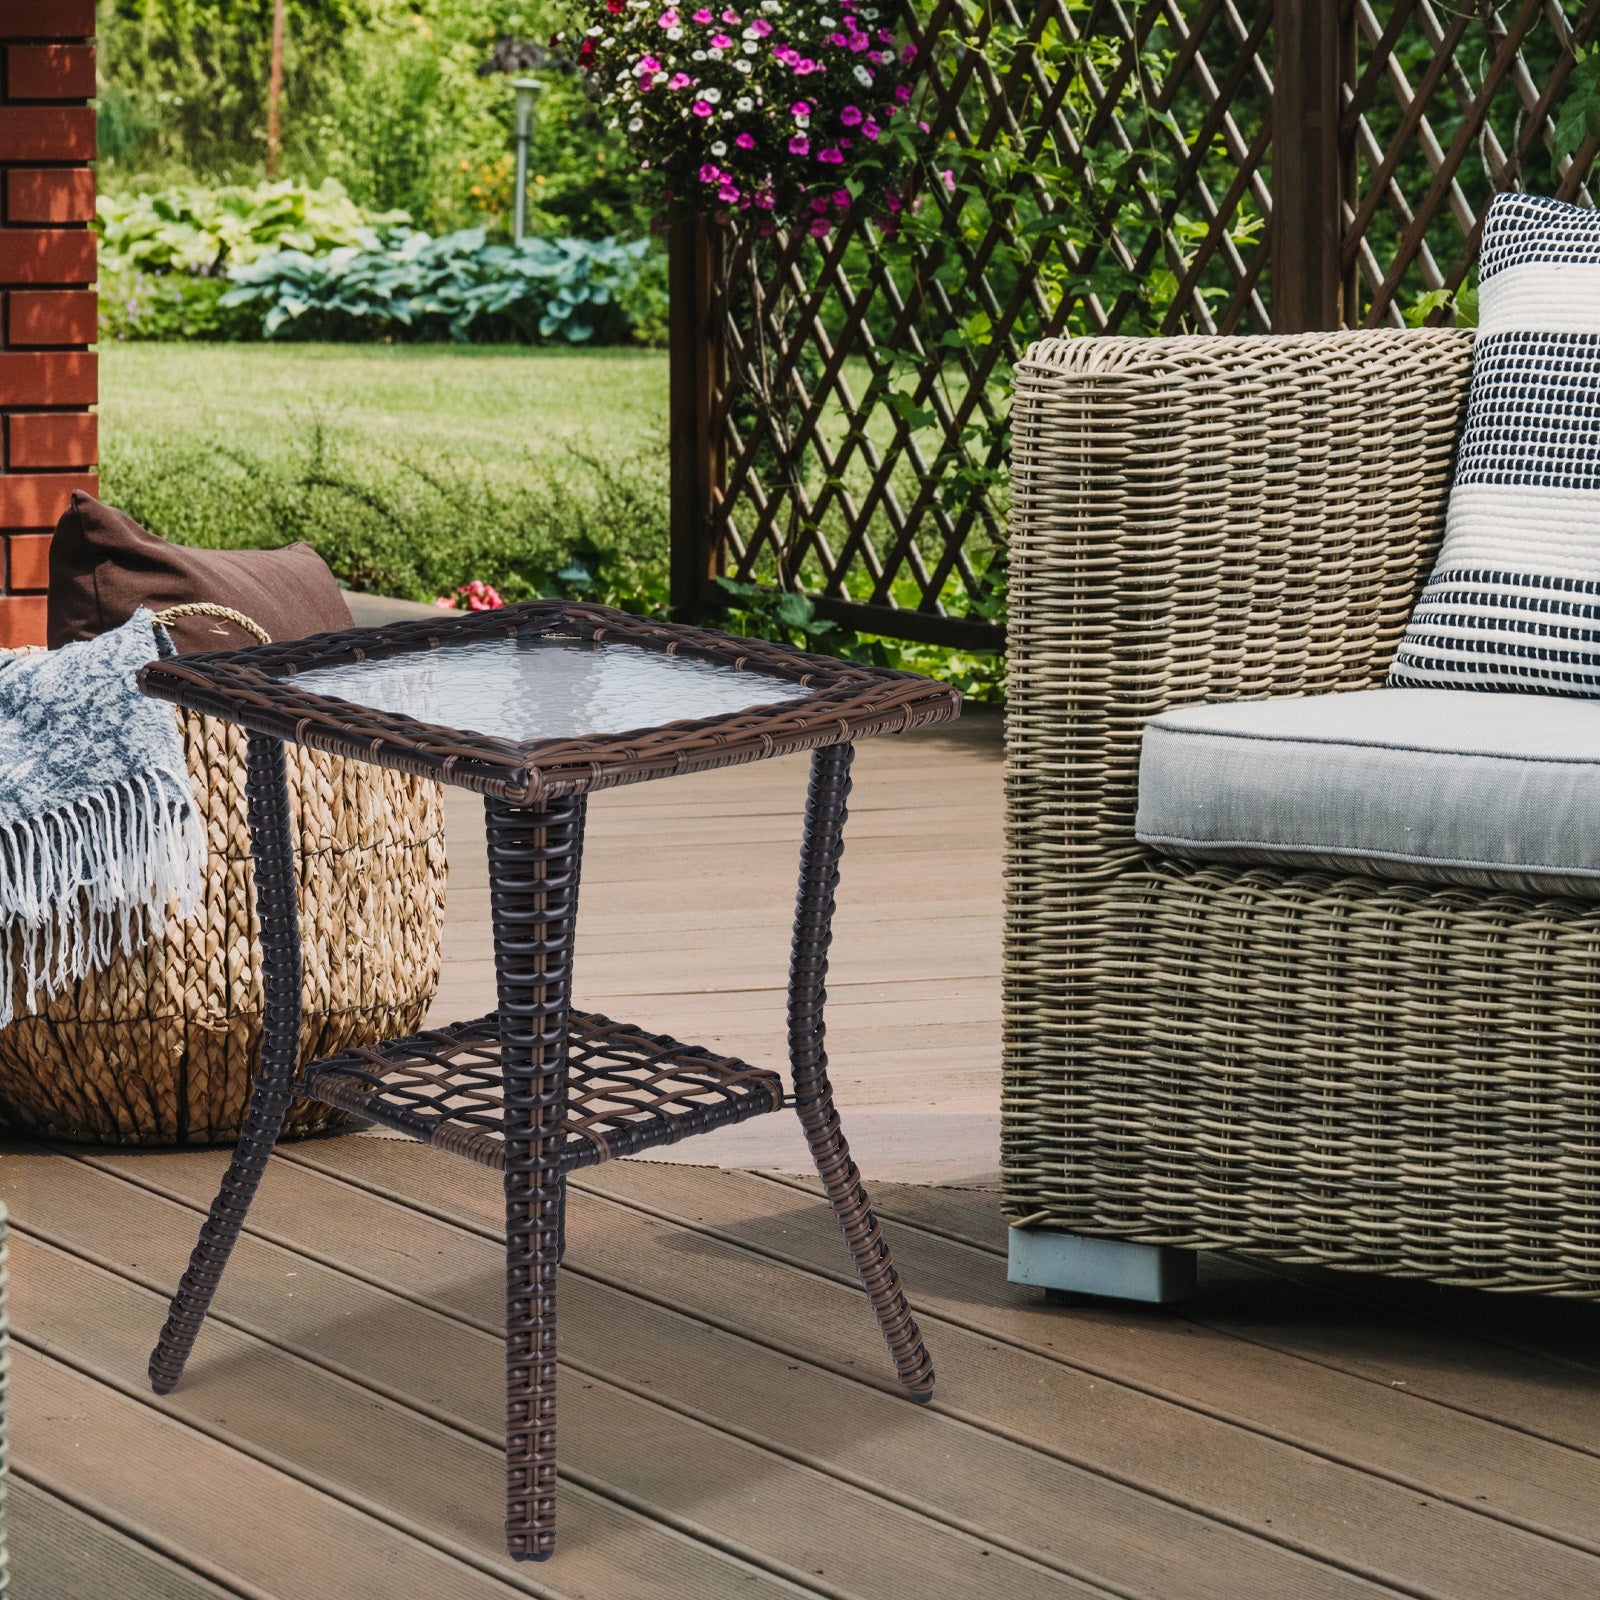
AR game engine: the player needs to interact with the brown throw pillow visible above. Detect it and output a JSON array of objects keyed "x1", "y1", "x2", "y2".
[{"x1": 47, "y1": 492, "x2": 353, "y2": 653}]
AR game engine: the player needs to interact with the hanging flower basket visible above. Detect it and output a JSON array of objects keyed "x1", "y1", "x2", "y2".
[{"x1": 571, "y1": 0, "x2": 917, "y2": 233}]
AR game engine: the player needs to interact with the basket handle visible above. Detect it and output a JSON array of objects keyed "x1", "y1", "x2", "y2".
[{"x1": 152, "y1": 603, "x2": 272, "y2": 646}]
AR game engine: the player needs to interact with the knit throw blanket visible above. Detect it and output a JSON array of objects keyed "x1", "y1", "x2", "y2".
[{"x1": 0, "y1": 610, "x2": 204, "y2": 1028}]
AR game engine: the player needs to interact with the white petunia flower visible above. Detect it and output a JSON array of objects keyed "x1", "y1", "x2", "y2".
[
  {"x1": 819, "y1": 14, "x2": 835, "y2": 24},
  {"x1": 629, "y1": 116, "x2": 644, "y2": 130},
  {"x1": 794, "y1": 113, "x2": 809, "y2": 127},
  {"x1": 853, "y1": 63, "x2": 873, "y2": 84},
  {"x1": 707, "y1": 45, "x2": 723, "y2": 57},
  {"x1": 711, "y1": 140, "x2": 727, "y2": 154},
  {"x1": 742, "y1": 38, "x2": 757, "y2": 52},
  {"x1": 734, "y1": 58, "x2": 751, "y2": 71},
  {"x1": 702, "y1": 85, "x2": 721, "y2": 101},
  {"x1": 585, "y1": 25, "x2": 603, "y2": 35},
  {"x1": 692, "y1": 48, "x2": 706, "y2": 58},
  {"x1": 667, "y1": 25, "x2": 683, "y2": 36},
  {"x1": 735, "y1": 95, "x2": 753, "y2": 109}
]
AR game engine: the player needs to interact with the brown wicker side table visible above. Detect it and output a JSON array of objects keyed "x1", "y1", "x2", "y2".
[{"x1": 137, "y1": 600, "x2": 958, "y2": 1563}]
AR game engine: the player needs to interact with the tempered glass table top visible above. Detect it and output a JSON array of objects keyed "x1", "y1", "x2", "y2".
[{"x1": 292, "y1": 633, "x2": 811, "y2": 744}]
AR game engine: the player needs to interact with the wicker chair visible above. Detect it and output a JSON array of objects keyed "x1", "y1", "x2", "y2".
[{"x1": 999, "y1": 327, "x2": 1600, "y2": 1302}]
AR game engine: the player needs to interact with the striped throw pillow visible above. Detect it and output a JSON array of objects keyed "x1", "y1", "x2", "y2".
[{"x1": 1389, "y1": 192, "x2": 1600, "y2": 696}]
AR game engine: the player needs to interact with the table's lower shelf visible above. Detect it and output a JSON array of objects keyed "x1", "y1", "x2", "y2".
[{"x1": 302, "y1": 1011, "x2": 785, "y2": 1171}]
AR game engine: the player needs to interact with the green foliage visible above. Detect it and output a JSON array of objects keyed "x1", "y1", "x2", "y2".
[
  {"x1": 103, "y1": 407, "x2": 668, "y2": 607},
  {"x1": 99, "y1": 269, "x2": 263, "y2": 342},
  {"x1": 97, "y1": 0, "x2": 364, "y2": 178},
  {"x1": 98, "y1": 1, "x2": 655, "y2": 240},
  {"x1": 97, "y1": 179, "x2": 408, "y2": 274},
  {"x1": 221, "y1": 229, "x2": 655, "y2": 342},
  {"x1": 1556, "y1": 44, "x2": 1600, "y2": 168}
]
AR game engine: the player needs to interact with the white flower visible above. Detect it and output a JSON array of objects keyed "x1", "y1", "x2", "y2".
[
  {"x1": 667, "y1": 25, "x2": 683, "y2": 36},
  {"x1": 629, "y1": 116, "x2": 644, "y2": 130},
  {"x1": 702, "y1": 85, "x2": 721, "y2": 101},
  {"x1": 743, "y1": 24, "x2": 760, "y2": 37},
  {"x1": 760, "y1": 0, "x2": 780, "y2": 10},
  {"x1": 711, "y1": 140, "x2": 727, "y2": 154},
  {"x1": 734, "y1": 57, "x2": 751, "y2": 71},
  {"x1": 721, "y1": 109, "x2": 733, "y2": 119},
  {"x1": 692, "y1": 48, "x2": 706, "y2": 58},
  {"x1": 602, "y1": 35, "x2": 615, "y2": 45},
  {"x1": 742, "y1": 38, "x2": 757, "y2": 52},
  {"x1": 794, "y1": 113, "x2": 809, "y2": 127},
  {"x1": 853, "y1": 63, "x2": 873, "y2": 85},
  {"x1": 585, "y1": 25, "x2": 602, "y2": 35},
  {"x1": 819, "y1": 14, "x2": 835, "y2": 24},
  {"x1": 609, "y1": 116, "x2": 619, "y2": 128},
  {"x1": 707, "y1": 45, "x2": 723, "y2": 57},
  {"x1": 735, "y1": 95, "x2": 753, "y2": 109}
]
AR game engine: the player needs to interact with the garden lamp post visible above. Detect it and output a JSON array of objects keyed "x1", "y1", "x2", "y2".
[{"x1": 512, "y1": 77, "x2": 542, "y2": 244}]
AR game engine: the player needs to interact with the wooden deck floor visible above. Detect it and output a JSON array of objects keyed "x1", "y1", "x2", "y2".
[
  {"x1": 6, "y1": 597, "x2": 1600, "y2": 1597},
  {"x1": 8, "y1": 1139, "x2": 1600, "y2": 1600}
]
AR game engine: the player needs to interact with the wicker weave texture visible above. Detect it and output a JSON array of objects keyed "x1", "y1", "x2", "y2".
[
  {"x1": 0, "y1": 709, "x2": 447, "y2": 1144},
  {"x1": 996, "y1": 329, "x2": 1600, "y2": 1297}
]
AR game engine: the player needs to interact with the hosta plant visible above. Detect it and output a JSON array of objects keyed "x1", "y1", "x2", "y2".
[{"x1": 569, "y1": 0, "x2": 916, "y2": 232}]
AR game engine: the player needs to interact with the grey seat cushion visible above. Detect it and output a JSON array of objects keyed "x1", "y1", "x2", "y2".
[{"x1": 1136, "y1": 688, "x2": 1600, "y2": 897}]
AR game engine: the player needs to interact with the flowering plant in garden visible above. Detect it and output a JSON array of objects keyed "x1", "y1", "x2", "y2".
[
  {"x1": 435, "y1": 579, "x2": 506, "y2": 611},
  {"x1": 568, "y1": 0, "x2": 917, "y2": 232}
]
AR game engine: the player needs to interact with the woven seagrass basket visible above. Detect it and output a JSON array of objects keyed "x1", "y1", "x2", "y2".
[{"x1": 0, "y1": 606, "x2": 448, "y2": 1145}]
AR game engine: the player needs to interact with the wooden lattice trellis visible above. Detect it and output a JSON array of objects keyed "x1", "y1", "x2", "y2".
[{"x1": 670, "y1": 1, "x2": 1600, "y2": 649}]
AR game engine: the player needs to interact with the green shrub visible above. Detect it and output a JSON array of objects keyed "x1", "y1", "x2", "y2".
[
  {"x1": 98, "y1": 268, "x2": 264, "y2": 343},
  {"x1": 221, "y1": 230, "x2": 656, "y2": 343},
  {"x1": 101, "y1": 409, "x2": 669, "y2": 609},
  {"x1": 97, "y1": 179, "x2": 408, "y2": 275}
]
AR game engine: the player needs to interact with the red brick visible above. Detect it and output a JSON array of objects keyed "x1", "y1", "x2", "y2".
[
  {"x1": 0, "y1": 3, "x2": 94, "y2": 41},
  {"x1": 0, "y1": 229, "x2": 93, "y2": 284},
  {"x1": 0, "y1": 107, "x2": 93, "y2": 162},
  {"x1": 0, "y1": 351, "x2": 93, "y2": 406},
  {"x1": 10, "y1": 288, "x2": 96, "y2": 345},
  {"x1": 6, "y1": 530, "x2": 48, "y2": 588},
  {"x1": 7, "y1": 45, "x2": 94, "y2": 99},
  {"x1": 0, "y1": 595, "x2": 46, "y2": 646},
  {"x1": 10, "y1": 411, "x2": 93, "y2": 468},
  {"x1": 7, "y1": 168, "x2": 94, "y2": 224},
  {"x1": 0, "y1": 471, "x2": 94, "y2": 529}
]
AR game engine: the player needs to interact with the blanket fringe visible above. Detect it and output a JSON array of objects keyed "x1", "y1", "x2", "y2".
[{"x1": 0, "y1": 767, "x2": 205, "y2": 1028}]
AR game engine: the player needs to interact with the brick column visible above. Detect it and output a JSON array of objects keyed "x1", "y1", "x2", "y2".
[{"x1": 0, "y1": 1, "x2": 96, "y2": 649}]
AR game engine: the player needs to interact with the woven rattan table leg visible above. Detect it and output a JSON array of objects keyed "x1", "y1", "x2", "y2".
[
  {"x1": 150, "y1": 734, "x2": 303, "y2": 1395},
  {"x1": 486, "y1": 794, "x2": 584, "y2": 1562},
  {"x1": 790, "y1": 743, "x2": 935, "y2": 1402}
]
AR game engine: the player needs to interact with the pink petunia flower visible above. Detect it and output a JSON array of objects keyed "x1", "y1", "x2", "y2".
[
  {"x1": 790, "y1": 100, "x2": 811, "y2": 114},
  {"x1": 658, "y1": 8, "x2": 679, "y2": 24},
  {"x1": 832, "y1": 188, "x2": 851, "y2": 206},
  {"x1": 827, "y1": 32, "x2": 847, "y2": 45},
  {"x1": 893, "y1": 83, "x2": 911, "y2": 102},
  {"x1": 639, "y1": 72, "x2": 654, "y2": 89},
  {"x1": 722, "y1": 6, "x2": 741, "y2": 19},
  {"x1": 901, "y1": 43, "x2": 917, "y2": 63},
  {"x1": 693, "y1": 7, "x2": 713, "y2": 19},
  {"x1": 811, "y1": 197, "x2": 830, "y2": 214},
  {"x1": 795, "y1": 57, "x2": 818, "y2": 73},
  {"x1": 639, "y1": 54, "x2": 662, "y2": 71},
  {"x1": 862, "y1": 117, "x2": 880, "y2": 140},
  {"x1": 788, "y1": 134, "x2": 810, "y2": 154},
  {"x1": 749, "y1": 16, "x2": 771, "y2": 34},
  {"x1": 718, "y1": 182, "x2": 741, "y2": 202},
  {"x1": 818, "y1": 146, "x2": 844, "y2": 163},
  {"x1": 700, "y1": 162, "x2": 722, "y2": 181},
  {"x1": 754, "y1": 190, "x2": 775, "y2": 208},
  {"x1": 669, "y1": 71, "x2": 692, "y2": 87},
  {"x1": 809, "y1": 217, "x2": 830, "y2": 237},
  {"x1": 774, "y1": 44, "x2": 799, "y2": 63},
  {"x1": 849, "y1": 31, "x2": 869, "y2": 51},
  {"x1": 839, "y1": 104, "x2": 862, "y2": 124},
  {"x1": 711, "y1": 33, "x2": 732, "y2": 47},
  {"x1": 884, "y1": 190, "x2": 901, "y2": 212},
  {"x1": 941, "y1": 168, "x2": 955, "y2": 192},
  {"x1": 735, "y1": 131, "x2": 755, "y2": 148},
  {"x1": 692, "y1": 99, "x2": 713, "y2": 115}
]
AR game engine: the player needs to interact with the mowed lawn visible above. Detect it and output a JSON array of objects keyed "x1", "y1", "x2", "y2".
[{"x1": 99, "y1": 343, "x2": 669, "y2": 468}]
